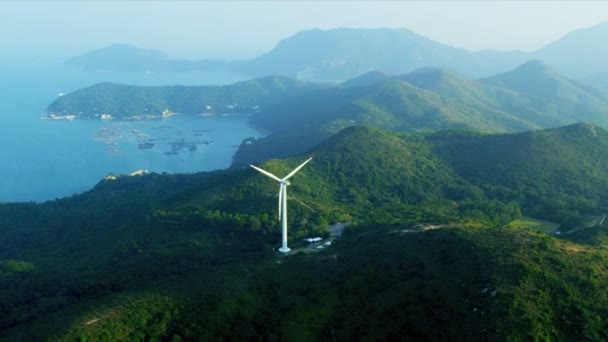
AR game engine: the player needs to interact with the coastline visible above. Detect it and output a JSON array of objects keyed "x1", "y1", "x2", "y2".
[{"x1": 40, "y1": 111, "x2": 262, "y2": 122}]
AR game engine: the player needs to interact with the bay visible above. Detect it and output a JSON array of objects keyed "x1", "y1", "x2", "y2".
[{"x1": 0, "y1": 58, "x2": 258, "y2": 202}]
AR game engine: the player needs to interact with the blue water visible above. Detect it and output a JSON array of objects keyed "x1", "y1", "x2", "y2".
[{"x1": 0, "y1": 59, "x2": 258, "y2": 202}]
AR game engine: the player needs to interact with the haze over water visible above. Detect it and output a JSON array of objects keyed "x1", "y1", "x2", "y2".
[{"x1": 0, "y1": 59, "x2": 255, "y2": 202}]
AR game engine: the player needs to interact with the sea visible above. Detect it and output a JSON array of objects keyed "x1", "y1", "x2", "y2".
[{"x1": 0, "y1": 58, "x2": 258, "y2": 203}]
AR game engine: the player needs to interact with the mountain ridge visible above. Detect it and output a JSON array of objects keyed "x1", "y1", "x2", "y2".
[
  {"x1": 233, "y1": 61, "x2": 608, "y2": 166},
  {"x1": 66, "y1": 23, "x2": 608, "y2": 81}
]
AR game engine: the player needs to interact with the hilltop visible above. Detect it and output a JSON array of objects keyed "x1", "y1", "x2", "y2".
[
  {"x1": 4, "y1": 124, "x2": 608, "y2": 339},
  {"x1": 532, "y1": 21, "x2": 608, "y2": 78},
  {"x1": 481, "y1": 60, "x2": 608, "y2": 106}
]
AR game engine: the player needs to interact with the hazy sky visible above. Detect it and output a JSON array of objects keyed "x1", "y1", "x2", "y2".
[{"x1": 3, "y1": 1, "x2": 608, "y2": 60}]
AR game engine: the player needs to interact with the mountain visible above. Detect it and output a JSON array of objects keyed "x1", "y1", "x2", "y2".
[
  {"x1": 481, "y1": 60, "x2": 608, "y2": 102},
  {"x1": 51, "y1": 58, "x2": 608, "y2": 163},
  {"x1": 66, "y1": 44, "x2": 169, "y2": 72},
  {"x1": 231, "y1": 28, "x2": 526, "y2": 81},
  {"x1": 429, "y1": 123, "x2": 608, "y2": 223},
  {"x1": 66, "y1": 22, "x2": 608, "y2": 82},
  {"x1": 341, "y1": 70, "x2": 391, "y2": 87},
  {"x1": 396, "y1": 67, "x2": 519, "y2": 107},
  {"x1": 66, "y1": 28, "x2": 528, "y2": 81},
  {"x1": 4, "y1": 124, "x2": 608, "y2": 339},
  {"x1": 533, "y1": 21, "x2": 608, "y2": 78},
  {"x1": 66, "y1": 43, "x2": 230, "y2": 73},
  {"x1": 480, "y1": 61, "x2": 608, "y2": 124},
  {"x1": 46, "y1": 75, "x2": 321, "y2": 119},
  {"x1": 233, "y1": 61, "x2": 608, "y2": 166},
  {"x1": 232, "y1": 75, "x2": 536, "y2": 166}
]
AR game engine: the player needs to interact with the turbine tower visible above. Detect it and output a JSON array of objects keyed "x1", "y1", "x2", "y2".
[{"x1": 250, "y1": 157, "x2": 313, "y2": 253}]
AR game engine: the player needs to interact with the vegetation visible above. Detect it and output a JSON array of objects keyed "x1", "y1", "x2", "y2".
[
  {"x1": 234, "y1": 61, "x2": 608, "y2": 166},
  {"x1": 506, "y1": 217, "x2": 560, "y2": 233},
  {"x1": 4, "y1": 124, "x2": 608, "y2": 339},
  {"x1": 47, "y1": 75, "x2": 322, "y2": 118},
  {"x1": 429, "y1": 123, "x2": 608, "y2": 225},
  {"x1": 6, "y1": 221, "x2": 608, "y2": 340},
  {"x1": 51, "y1": 59, "x2": 608, "y2": 167}
]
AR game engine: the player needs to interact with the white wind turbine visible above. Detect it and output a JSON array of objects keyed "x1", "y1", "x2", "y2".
[{"x1": 250, "y1": 157, "x2": 313, "y2": 253}]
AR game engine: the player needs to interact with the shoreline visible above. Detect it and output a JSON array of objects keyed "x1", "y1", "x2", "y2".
[{"x1": 40, "y1": 111, "x2": 255, "y2": 121}]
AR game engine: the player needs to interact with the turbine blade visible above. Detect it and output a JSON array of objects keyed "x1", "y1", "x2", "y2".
[
  {"x1": 283, "y1": 157, "x2": 313, "y2": 181},
  {"x1": 278, "y1": 186, "x2": 283, "y2": 220},
  {"x1": 250, "y1": 164, "x2": 282, "y2": 182}
]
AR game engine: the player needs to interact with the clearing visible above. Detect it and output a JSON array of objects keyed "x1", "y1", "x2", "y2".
[{"x1": 507, "y1": 217, "x2": 560, "y2": 234}]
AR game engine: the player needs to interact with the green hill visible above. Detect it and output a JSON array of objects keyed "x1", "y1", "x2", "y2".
[
  {"x1": 47, "y1": 59, "x2": 608, "y2": 167},
  {"x1": 481, "y1": 60, "x2": 608, "y2": 104},
  {"x1": 47, "y1": 75, "x2": 321, "y2": 119},
  {"x1": 429, "y1": 123, "x2": 608, "y2": 225},
  {"x1": 341, "y1": 70, "x2": 391, "y2": 87},
  {"x1": 6, "y1": 124, "x2": 608, "y2": 339},
  {"x1": 234, "y1": 62, "x2": 608, "y2": 166}
]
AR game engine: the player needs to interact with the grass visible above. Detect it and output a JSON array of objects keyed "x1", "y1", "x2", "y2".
[{"x1": 506, "y1": 216, "x2": 560, "y2": 234}]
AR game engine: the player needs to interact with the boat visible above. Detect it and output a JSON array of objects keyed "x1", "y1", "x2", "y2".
[{"x1": 138, "y1": 142, "x2": 154, "y2": 149}]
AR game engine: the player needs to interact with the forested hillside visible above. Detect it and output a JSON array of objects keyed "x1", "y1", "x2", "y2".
[
  {"x1": 4, "y1": 124, "x2": 608, "y2": 339},
  {"x1": 234, "y1": 62, "x2": 608, "y2": 166},
  {"x1": 47, "y1": 76, "x2": 321, "y2": 119}
]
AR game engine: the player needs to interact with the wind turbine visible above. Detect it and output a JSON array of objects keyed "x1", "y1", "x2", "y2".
[{"x1": 250, "y1": 157, "x2": 313, "y2": 253}]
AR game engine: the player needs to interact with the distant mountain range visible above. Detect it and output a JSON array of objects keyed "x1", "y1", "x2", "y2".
[
  {"x1": 66, "y1": 22, "x2": 608, "y2": 81},
  {"x1": 4, "y1": 123, "x2": 608, "y2": 339}
]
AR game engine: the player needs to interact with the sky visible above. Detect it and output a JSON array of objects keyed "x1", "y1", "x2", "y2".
[{"x1": 3, "y1": 1, "x2": 608, "y2": 60}]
